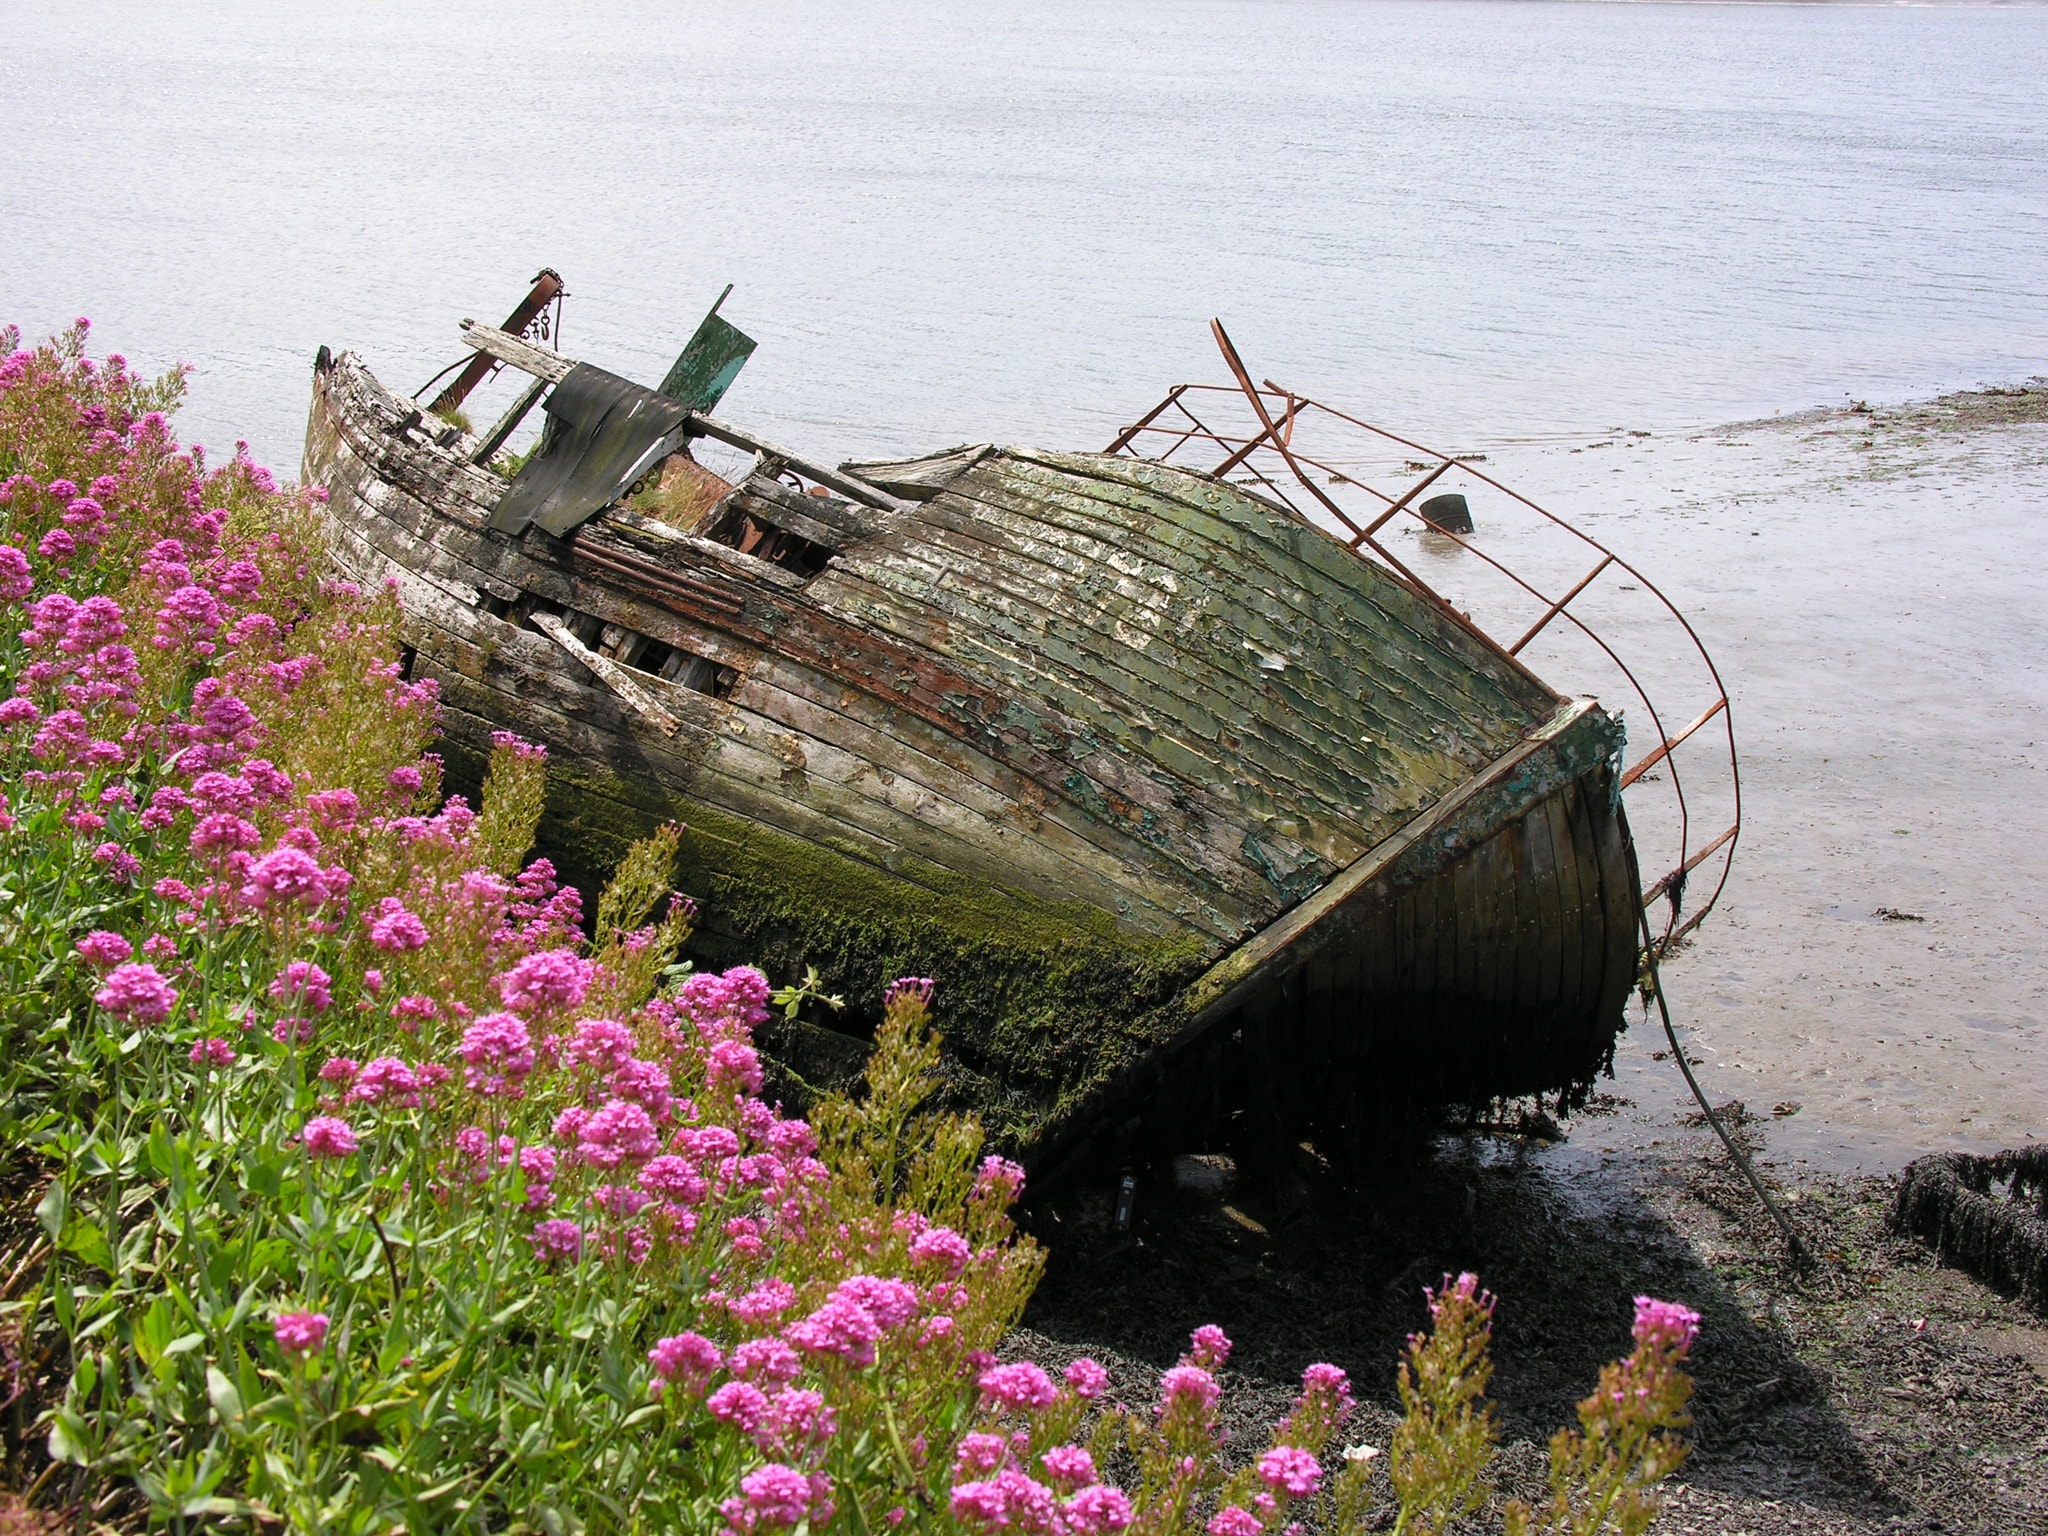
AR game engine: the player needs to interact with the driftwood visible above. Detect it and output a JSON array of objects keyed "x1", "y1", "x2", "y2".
[{"x1": 1891, "y1": 1145, "x2": 2048, "y2": 1313}]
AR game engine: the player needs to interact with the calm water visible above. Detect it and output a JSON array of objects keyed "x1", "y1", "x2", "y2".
[{"x1": 4, "y1": 0, "x2": 2046, "y2": 472}]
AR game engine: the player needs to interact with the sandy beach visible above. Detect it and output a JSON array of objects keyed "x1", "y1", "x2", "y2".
[{"x1": 1015, "y1": 384, "x2": 2048, "y2": 1535}]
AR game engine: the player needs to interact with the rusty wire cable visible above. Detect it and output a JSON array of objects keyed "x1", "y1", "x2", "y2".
[{"x1": 1636, "y1": 904, "x2": 1813, "y2": 1275}]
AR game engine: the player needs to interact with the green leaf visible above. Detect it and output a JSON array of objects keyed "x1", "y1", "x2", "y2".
[
  {"x1": 58, "y1": 1219, "x2": 112, "y2": 1272},
  {"x1": 34, "y1": 1178, "x2": 66, "y2": 1240},
  {"x1": 206, "y1": 1364, "x2": 243, "y2": 1424},
  {"x1": 48, "y1": 1408, "x2": 94, "y2": 1465}
]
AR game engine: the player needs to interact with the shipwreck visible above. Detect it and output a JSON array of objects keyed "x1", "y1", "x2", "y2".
[{"x1": 303, "y1": 275, "x2": 1741, "y2": 1183}]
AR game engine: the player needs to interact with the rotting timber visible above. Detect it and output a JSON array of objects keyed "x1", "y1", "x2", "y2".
[{"x1": 302, "y1": 293, "x2": 1658, "y2": 1187}]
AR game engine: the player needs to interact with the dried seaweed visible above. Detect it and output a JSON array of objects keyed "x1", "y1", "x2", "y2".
[{"x1": 1889, "y1": 1145, "x2": 2048, "y2": 1313}]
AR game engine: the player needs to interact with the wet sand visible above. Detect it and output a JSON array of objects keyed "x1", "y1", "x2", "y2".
[
  {"x1": 1016, "y1": 385, "x2": 2048, "y2": 1533},
  {"x1": 1441, "y1": 383, "x2": 2048, "y2": 1174}
]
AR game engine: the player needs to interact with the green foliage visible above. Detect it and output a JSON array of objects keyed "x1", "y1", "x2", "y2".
[{"x1": 1388, "y1": 1275, "x2": 1499, "y2": 1535}]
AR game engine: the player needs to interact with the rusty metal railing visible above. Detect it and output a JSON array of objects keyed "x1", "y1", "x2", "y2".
[{"x1": 1107, "y1": 321, "x2": 1741, "y2": 951}]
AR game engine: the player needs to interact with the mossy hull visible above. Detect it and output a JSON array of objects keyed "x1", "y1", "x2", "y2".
[{"x1": 441, "y1": 738, "x2": 1214, "y2": 1149}]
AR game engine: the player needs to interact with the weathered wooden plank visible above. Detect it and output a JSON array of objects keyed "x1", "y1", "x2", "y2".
[
  {"x1": 473, "y1": 373, "x2": 551, "y2": 464},
  {"x1": 459, "y1": 321, "x2": 575, "y2": 382},
  {"x1": 739, "y1": 661, "x2": 1245, "y2": 937},
  {"x1": 935, "y1": 470, "x2": 1511, "y2": 749},
  {"x1": 730, "y1": 482, "x2": 861, "y2": 553},
  {"x1": 1507, "y1": 814, "x2": 1542, "y2": 1027},
  {"x1": 688, "y1": 412, "x2": 914, "y2": 514},
  {"x1": 1012, "y1": 447, "x2": 1560, "y2": 711},
  {"x1": 840, "y1": 444, "x2": 995, "y2": 502},
  {"x1": 529, "y1": 612, "x2": 683, "y2": 737},
  {"x1": 977, "y1": 451, "x2": 1553, "y2": 721},
  {"x1": 922, "y1": 469, "x2": 1536, "y2": 816},
  {"x1": 1532, "y1": 795, "x2": 1569, "y2": 1009},
  {"x1": 1562, "y1": 781, "x2": 1608, "y2": 1034}
]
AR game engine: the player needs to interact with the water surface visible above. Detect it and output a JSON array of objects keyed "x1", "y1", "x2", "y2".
[{"x1": 4, "y1": 0, "x2": 2045, "y2": 468}]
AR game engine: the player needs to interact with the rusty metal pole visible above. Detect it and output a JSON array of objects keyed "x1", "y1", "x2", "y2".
[{"x1": 430, "y1": 269, "x2": 563, "y2": 417}]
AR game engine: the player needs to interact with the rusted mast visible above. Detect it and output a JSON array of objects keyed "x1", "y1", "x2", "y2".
[{"x1": 429, "y1": 270, "x2": 563, "y2": 417}]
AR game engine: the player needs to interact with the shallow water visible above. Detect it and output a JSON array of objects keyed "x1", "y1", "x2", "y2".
[
  {"x1": 4, "y1": 0, "x2": 2047, "y2": 470},
  {"x1": 1461, "y1": 415, "x2": 2048, "y2": 1172}
]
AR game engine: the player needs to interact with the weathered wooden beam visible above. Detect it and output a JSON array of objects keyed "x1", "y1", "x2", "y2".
[
  {"x1": 528, "y1": 611, "x2": 682, "y2": 736},
  {"x1": 688, "y1": 413, "x2": 914, "y2": 515},
  {"x1": 459, "y1": 320, "x2": 574, "y2": 383},
  {"x1": 471, "y1": 372, "x2": 551, "y2": 465}
]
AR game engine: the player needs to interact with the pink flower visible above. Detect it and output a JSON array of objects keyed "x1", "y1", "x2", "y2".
[
  {"x1": 709, "y1": 1380, "x2": 772, "y2": 1434},
  {"x1": 730, "y1": 1279, "x2": 799, "y2": 1327},
  {"x1": 301, "y1": 1116, "x2": 358, "y2": 1158},
  {"x1": 565, "y1": 1015, "x2": 636, "y2": 1069},
  {"x1": 188, "y1": 1038, "x2": 236, "y2": 1069},
  {"x1": 722, "y1": 1463, "x2": 824, "y2": 1534},
  {"x1": 317, "y1": 1056, "x2": 359, "y2": 1087},
  {"x1": 785, "y1": 1296, "x2": 881, "y2": 1368},
  {"x1": 1300, "y1": 1361, "x2": 1349, "y2": 1399},
  {"x1": 648, "y1": 1331, "x2": 723, "y2": 1397},
  {"x1": 189, "y1": 813, "x2": 261, "y2": 854},
  {"x1": 762, "y1": 1387, "x2": 835, "y2": 1453},
  {"x1": 1040, "y1": 1446, "x2": 1096, "y2": 1491},
  {"x1": 91, "y1": 843, "x2": 139, "y2": 882},
  {"x1": 74, "y1": 930, "x2": 133, "y2": 970},
  {"x1": 1064, "y1": 1358, "x2": 1109, "y2": 1400},
  {"x1": 0, "y1": 545, "x2": 30, "y2": 601},
  {"x1": 1427, "y1": 1272, "x2": 1492, "y2": 1321},
  {"x1": 909, "y1": 1226, "x2": 972, "y2": 1277},
  {"x1": 241, "y1": 846, "x2": 329, "y2": 909},
  {"x1": 94, "y1": 962, "x2": 176, "y2": 1024},
  {"x1": 457, "y1": 1012, "x2": 535, "y2": 1097},
  {"x1": 955, "y1": 1431, "x2": 1010, "y2": 1478},
  {"x1": 1632, "y1": 1296, "x2": 1701, "y2": 1350},
  {"x1": 979, "y1": 1362, "x2": 1059, "y2": 1412},
  {"x1": 498, "y1": 949, "x2": 591, "y2": 1013},
  {"x1": 576, "y1": 1098, "x2": 658, "y2": 1166},
  {"x1": 883, "y1": 975, "x2": 935, "y2": 1008},
  {"x1": 269, "y1": 961, "x2": 332, "y2": 1015},
  {"x1": 833, "y1": 1275, "x2": 918, "y2": 1328},
  {"x1": 706, "y1": 1038, "x2": 763, "y2": 1098},
  {"x1": 1064, "y1": 1485, "x2": 1134, "y2": 1536},
  {"x1": 352, "y1": 1056, "x2": 419, "y2": 1106},
  {"x1": 1156, "y1": 1365, "x2": 1219, "y2": 1416},
  {"x1": 640, "y1": 1155, "x2": 707, "y2": 1206},
  {"x1": 950, "y1": 1470, "x2": 1063, "y2": 1536},
  {"x1": 976, "y1": 1156, "x2": 1025, "y2": 1203},
  {"x1": 305, "y1": 787, "x2": 359, "y2": 832},
  {"x1": 273, "y1": 1311, "x2": 329, "y2": 1357},
  {"x1": 1207, "y1": 1507, "x2": 1262, "y2": 1536},
  {"x1": 1257, "y1": 1446, "x2": 1320, "y2": 1497},
  {"x1": 528, "y1": 1219, "x2": 583, "y2": 1262},
  {"x1": 1189, "y1": 1324, "x2": 1231, "y2": 1369},
  {"x1": 368, "y1": 898, "x2": 430, "y2": 952},
  {"x1": 730, "y1": 1337, "x2": 802, "y2": 1386}
]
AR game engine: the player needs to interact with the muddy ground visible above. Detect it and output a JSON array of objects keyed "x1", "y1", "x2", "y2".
[{"x1": 1013, "y1": 1116, "x2": 2048, "y2": 1535}]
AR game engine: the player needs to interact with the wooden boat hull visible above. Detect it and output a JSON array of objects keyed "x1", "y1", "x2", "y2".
[{"x1": 303, "y1": 343, "x2": 1640, "y2": 1175}]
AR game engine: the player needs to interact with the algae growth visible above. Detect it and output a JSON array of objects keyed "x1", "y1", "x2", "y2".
[{"x1": 443, "y1": 741, "x2": 1215, "y2": 1151}]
